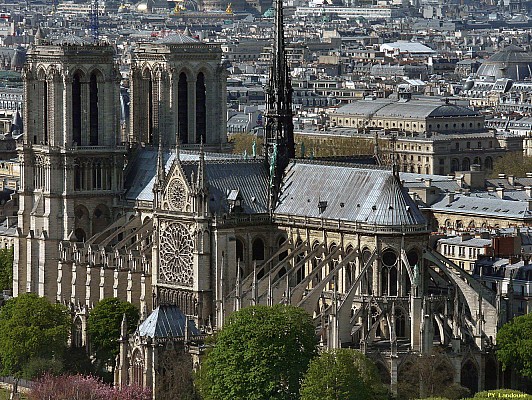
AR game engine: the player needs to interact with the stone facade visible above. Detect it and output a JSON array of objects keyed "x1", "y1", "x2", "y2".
[
  {"x1": 129, "y1": 35, "x2": 228, "y2": 151},
  {"x1": 14, "y1": 41, "x2": 126, "y2": 299},
  {"x1": 12, "y1": 37, "x2": 506, "y2": 398}
]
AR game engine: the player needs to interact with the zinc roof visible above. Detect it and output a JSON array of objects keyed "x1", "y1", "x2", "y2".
[
  {"x1": 334, "y1": 98, "x2": 478, "y2": 119},
  {"x1": 431, "y1": 194, "x2": 532, "y2": 219}
]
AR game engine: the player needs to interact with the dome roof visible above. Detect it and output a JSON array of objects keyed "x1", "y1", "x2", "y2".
[
  {"x1": 477, "y1": 45, "x2": 532, "y2": 81},
  {"x1": 428, "y1": 103, "x2": 478, "y2": 117}
]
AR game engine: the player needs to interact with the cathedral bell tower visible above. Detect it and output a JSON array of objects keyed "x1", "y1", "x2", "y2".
[
  {"x1": 129, "y1": 35, "x2": 228, "y2": 151},
  {"x1": 14, "y1": 39, "x2": 125, "y2": 298},
  {"x1": 264, "y1": 0, "x2": 295, "y2": 212}
]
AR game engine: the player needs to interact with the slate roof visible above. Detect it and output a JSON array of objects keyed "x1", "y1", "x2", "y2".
[
  {"x1": 275, "y1": 160, "x2": 426, "y2": 227},
  {"x1": 137, "y1": 304, "x2": 199, "y2": 338}
]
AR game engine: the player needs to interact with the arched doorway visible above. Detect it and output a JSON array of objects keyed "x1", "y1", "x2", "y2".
[
  {"x1": 484, "y1": 358, "x2": 497, "y2": 390},
  {"x1": 461, "y1": 360, "x2": 479, "y2": 394}
]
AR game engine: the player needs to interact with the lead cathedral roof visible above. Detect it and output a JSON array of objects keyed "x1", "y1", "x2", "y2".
[
  {"x1": 275, "y1": 160, "x2": 427, "y2": 227},
  {"x1": 125, "y1": 148, "x2": 426, "y2": 227}
]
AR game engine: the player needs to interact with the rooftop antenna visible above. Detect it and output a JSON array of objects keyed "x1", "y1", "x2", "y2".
[{"x1": 90, "y1": 0, "x2": 99, "y2": 42}]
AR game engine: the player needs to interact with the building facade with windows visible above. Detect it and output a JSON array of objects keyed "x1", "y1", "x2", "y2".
[{"x1": 12, "y1": 25, "x2": 508, "y2": 400}]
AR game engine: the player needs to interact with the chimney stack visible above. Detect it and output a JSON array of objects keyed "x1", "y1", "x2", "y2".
[
  {"x1": 496, "y1": 188, "x2": 505, "y2": 199},
  {"x1": 448, "y1": 192, "x2": 455, "y2": 204}
]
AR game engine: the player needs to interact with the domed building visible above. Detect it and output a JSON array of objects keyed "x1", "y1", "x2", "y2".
[{"x1": 477, "y1": 45, "x2": 532, "y2": 81}]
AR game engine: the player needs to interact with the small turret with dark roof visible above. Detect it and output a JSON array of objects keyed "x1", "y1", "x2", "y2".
[{"x1": 34, "y1": 26, "x2": 45, "y2": 45}]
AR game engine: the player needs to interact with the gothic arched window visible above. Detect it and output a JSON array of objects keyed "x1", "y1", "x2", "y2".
[
  {"x1": 178, "y1": 73, "x2": 188, "y2": 144},
  {"x1": 252, "y1": 238, "x2": 265, "y2": 261},
  {"x1": 89, "y1": 72, "x2": 99, "y2": 145},
  {"x1": 72, "y1": 72, "x2": 82, "y2": 145},
  {"x1": 132, "y1": 349, "x2": 144, "y2": 387},
  {"x1": 196, "y1": 72, "x2": 206, "y2": 143}
]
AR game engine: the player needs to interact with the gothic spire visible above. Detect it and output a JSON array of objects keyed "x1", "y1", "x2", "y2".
[{"x1": 265, "y1": 0, "x2": 294, "y2": 212}]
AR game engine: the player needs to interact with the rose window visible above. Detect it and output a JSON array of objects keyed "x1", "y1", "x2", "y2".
[
  {"x1": 167, "y1": 179, "x2": 186, "y2": 211},
  {"x1": 159, "y1": 222, "x2": 194, "y2": 286}
]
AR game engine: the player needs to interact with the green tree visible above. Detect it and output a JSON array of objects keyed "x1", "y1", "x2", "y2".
[
  {"x1": 496, "y1": 313, "x2": 532, "y2": 378},
  {"x1": 87, "y1": 298, "x2": 139, "y2": 373},
  {"x1": 229, "y1": 133, "x2": 263, "y2": 156},
  {"x1": 398, "y1": 349, "x2": 469, "y2": 400},
  {"x1": 195, "y1": 304, "x2": 317, "y2": 400},
  {"x1": 0, "y1": 293, "x2": 70, "y2": 380},
  {"x1": 490, "y1": 152, "x2": 532, "y2": 178},
  {"x1": 300, "y1": 348, "x2": 388, "y2": 400},
  {"x1": 0, "y1": 247, "x2": 13, "y2": 290}
]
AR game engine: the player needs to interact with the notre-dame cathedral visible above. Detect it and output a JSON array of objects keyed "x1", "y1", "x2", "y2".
[{"x1": 13, "y1": 3, "x2": 503, "y2": 398}]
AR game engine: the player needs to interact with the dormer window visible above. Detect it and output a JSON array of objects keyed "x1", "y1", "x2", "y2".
[{"x1": 228, "y1": 189, "x2": 243, "y2": 213}]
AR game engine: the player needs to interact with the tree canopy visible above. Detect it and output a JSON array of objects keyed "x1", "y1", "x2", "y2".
[
  {"x1": 300, "y1": 348, "x2": 387, "y2": 400},
  {"x1": 490, "y1": 152, "x2": 532, "y2": 178},
  {"x1": 397, "y1": 349, "x2": 469, "y2": 400},
  {"x1": 87, "y1": 298, "x2": 139, "y2": 369},
  {"x1": 0, "y1": 293, "x2": 70, "y2": 378},
  {"x1": 196, "y1": 304, "x2": 317, "y2": 400},
  {"x1": 496, "y1": 313, "x2": 532, "y2": 378},
  {"x1": 0, "y1": 247, "x2": 13, "y2": 291}
]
